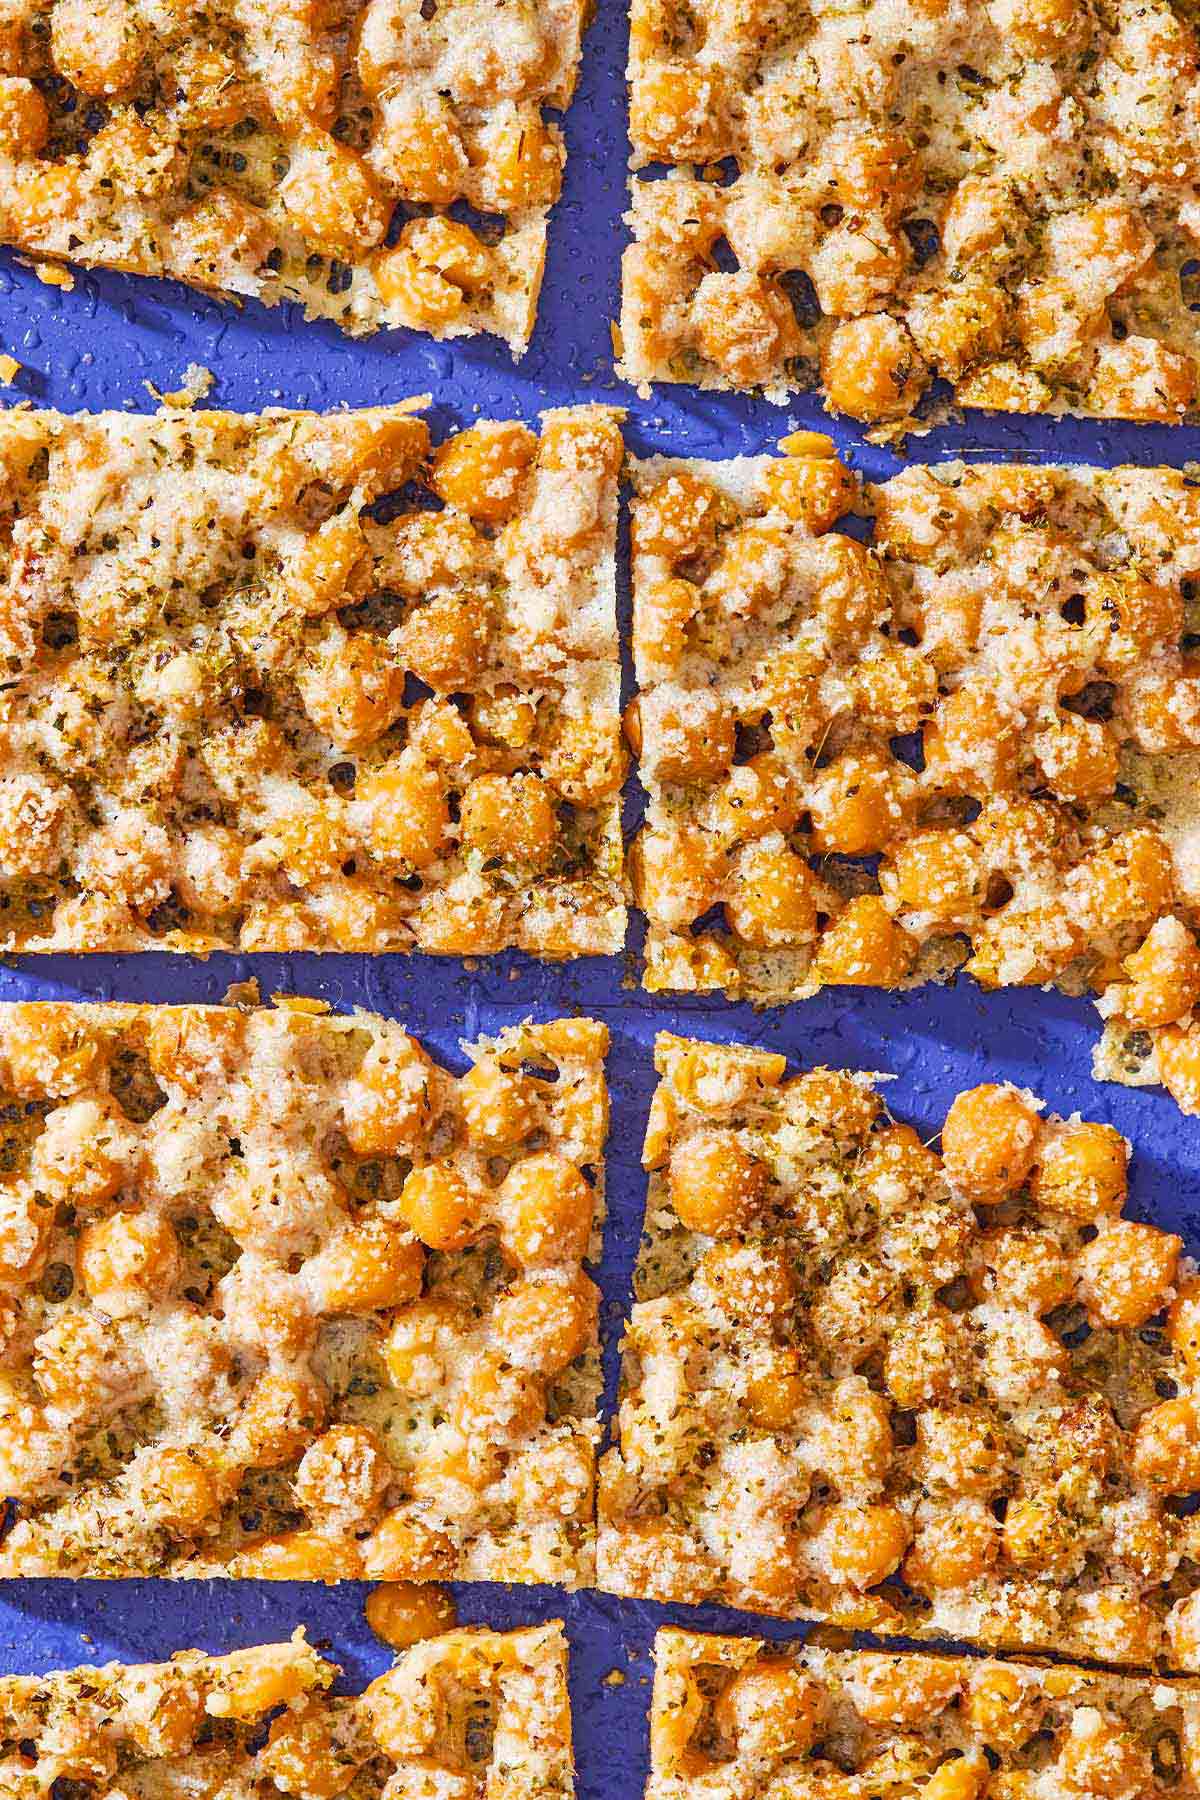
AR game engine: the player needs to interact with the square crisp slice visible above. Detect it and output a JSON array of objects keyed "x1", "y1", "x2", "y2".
[
  {"x1": 620, "y1": 0, "x2": 1200, "y2": 425},
  {"x1": 650, "y1": 1629, "x2": 1200, "y2": 1800},
  {"x1": 0, "y1": 401, "x2": 625, "y2": 958},
  {"x1": 0, "y1": 1000, "x2": 608, "y2": 1582},
  {"x1": 0, "y1": 1623, "x2": 574, "y2": 1800},
  {"x1": 0, "y1": 0, "x2": 592, "y2": 353},
  {"x1": 598, "y1": 1031, "x2": 1200, "y2": 1667},
  {"x1": 627, "y1": 441, "x2": 1200, "y2": 1114}
]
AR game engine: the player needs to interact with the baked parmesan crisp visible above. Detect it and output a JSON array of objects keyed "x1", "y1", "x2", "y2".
[
  {"x1": 0, "y1": 401, "x2": 625, "y2": 958},
  {"x1": 0, "y1": 0, "x2": 591, "y2": 352},
  {"x1": 621, "y1": 0, "x2": 1200, "y2": 423},
  {"x1": 650, "y1": 1629, "x2": 1200, "y2": 1800},
  {"x1": 628, "y1": 440, "x2": 1200, "y2": 1115},
  {"x1": 598, "y1": 1032, "x2": 1200, "y2": 1667},
  {"x1": 0, "y1": 999, "x2": 608, "y2": 1583},
  {"x1": 0, "y1": 1623, "x2": 575, "y2": 1800}
]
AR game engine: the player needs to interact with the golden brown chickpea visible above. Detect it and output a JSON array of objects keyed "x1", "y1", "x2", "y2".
[
  {"x1": 295, "y1": 632, "x2": 403, "y2": 751},
  {"x1": 261, "y1": 1700, "x2": 357, "y2": 1800},
  {"x1": 365, "y1": 1581, "x2": 457, "y2": 1650},
  {"x1": 498, "y1": 1151, "x2": 593, "y2": 1265},
  {"x1": 459, "y1": 1055, "x2": 538, "y2": 1149},
  {"x1": 759, "y1": 446, "x2": 857, "y2": 531},
  {"x1": 693, "y1": 272, "x2": 801, "y2": 389},
  {"x1": 358, "y1": 752, "x2": 450, "y2": 872},
  {"x1": 823, "y1": 1502, "x2": 910, "y2": 1588},
  {"x1": 644, "y1": 692, "x2": 737, "y2": 785},
  {"x1": 6, "y1": 163, "x2": 84, "y2": 249},
  {"x1": 904, "y1": 1505, "x2": 998, "y2": 1593},
  {"x1": 294, "y1": 1423, "x2": 391, "y2": 1524},
  {"x1": 399, "y1": 1161, "x2": 476, "y2": 1252},
  {"x1": 362, "y1": 1506, "x2": 456, "y2": 1580},
  {"x1": 708, "y1": 523, "x2": 791, "y2": 616},
  {"x1": 924, "y1": 686, "x2": 1019, "y2": 796},
  {"x1": 280, "y1": 131, "x2": 390, "y2": 260},
  {"x1": 823, "y1": 314, "x2": 928, "y2": 421},
  {"x1": 634, "y1": 471, "x2": 731, "y2": 561},
  {"x1": 51, "y1": 0, "x2": 140, "y2": 93},
  {"x1": 712, "y1": 754, "x2": 799, "y2": 845},
  {"x1": 459, "y1": 772, "x2": 558, "y2": 868},
  {"x1": 0, "y1": 76, "x2": 48, "y2": 156},
  {"x1": 492, "y1": 1270, "x2": 598, "y2": 1374},
  {"x1": 395, "y1": 591, "x2": 489, "y2": 689},
  {"x1": 962, "y1": 1664, "x2": 1043, "y2": 1750},
  {"x1": 1132, "y1": 1395, "x2": 1200, "y2": 1492},
  {"x1": 482, "y1": 106, "x2": 562, "y2": 208},
  {"x1": 1058, "y1": 1709, "x2": 1152, "y2": 1800},
  {"x1": 78, "y1": 1210, "x2": 180, "y2": 1318},
  {"x1": 814, "y1": 895, "x2": 917, "y2": 987},
  {"x1": 318, "y1": 1216, "x2": 425, "y2": 1312},
  {"x1": 4, "y1": 1003, "x2": 106, "y2": 1096},
  {"x1": 132, "y1": 1446, "x2": 221, "y2": 1535},
  {"x1": 1121, "y1": 916, "x2": 1200, "y2": 1028},
  {"x1": 724, "y1": 839, "x2": 817, "y2": 947},
  {"x1": 431, "y1": 422, "x2": 538, "y2": 523},
  {"x1": 669, "y1": 1127, "x2": 772, "y2": 1236},
  {"x1": 235, "y1": 1370, "x2": 328, "y2": 1470},
  {"x1": 713, "y1": 1661, "x2": 824, "y2": 1759},
  {"x1": 1030, "y1": 1121, "x2": 1127, "y2": 1221},
  {"x1": 746, "y1": 1345, "x2": 808, "y2": 1429},
  {"x1": 1157, "y1": 1024, "x2": 1200, "y2": 1115},
  {"x1": 884, "y1": 829, "x2": 984, "y2": 923},
  {"x1": 343, "y1": 1032, "x2": 434, "y2": 1157},
  {"x1": 377, "y1": 95, "x2": 467, "y2": 204},
  {"x1": 630, "y1": 62, "x2": 731, "y2": 161},
  {"x1": 809, "y1": 749, "x2": 912, "y2": 856},
  {"x1": 941, "y1": 1084, "x2": 1041, "y2": 1202},
  {"x1": 1169, "y1": 1276, "x2": 1200, "y2": 1373},
  {"x1": 1069, "y1": 827, "x2": 1175, "y2": 940},
  {"x1": 1076, "y1": 1219, "x2": 1181, "y2": 1328}
]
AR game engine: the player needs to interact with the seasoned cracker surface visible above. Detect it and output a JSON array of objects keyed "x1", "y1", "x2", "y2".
[
  {"x1": 0, "y1": 0, "x2": 590, "y2": 351},
  {"x1": 0, "y1": 1000, "x2": 607, "y2": 1582},
  {"x1": 650, "y1": 1628, "x2": 1200, "y2": 1800},
  {"x1": 598, "y1": 1032, "x2": 1200, "y2": 1666},
  {"x1": 0, "y1": 402, "x2": 624, "y2": 958},
  {"x1": 621, "y1": 0, "x2": 1200, "y2": 422},
  {"x1": 628, "y1": 442, "x2": 1200, "y2": 1114},
  {"x1": 0, "y1": 1623, "x2": 574, "y2": 1800}
]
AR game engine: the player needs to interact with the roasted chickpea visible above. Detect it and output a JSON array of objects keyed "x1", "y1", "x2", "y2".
[
  {"x1": 1031, "y1": 1122, "x2": 1127, "y2": 1221},
  {"x1": 365, "y1": 1581, "x2": 457, "y2": 1650},
  {"x1": 498, "y1": 1151, "x2": 593, "y2": 1265},
  {"x1": 669, "y1": 1129, "x2": 768, "y2": 1235},
  {"x1": 459, "y1": 772, "x2": 558, "y2": 868},
  {"x1": 492, "y1": 1270, "x2": 598, "y2": 1374},
  {"x1": 78, "y1": 1210, "x2": 180, "y2": 1318},
  {"x1": 823, "y1": 1502, "x2": 910, "y2": 1587},
  {"x1": 814, "y1": 895, "x2": 917, "y2": 987},
  {"x1": 431, "y1": 422, "x2": 537, "y2": 523},
  {"x1": 822, "y1": 314, "x2": 928, "y2": 421},
  {"x1": 941, "y1": 1084, "x2": 1040, "y2": 1202},
  {"x1": 358, "y1": 752, "x2": 449, "y2": 872},
  {"x1": 399, "y1": 1161, "x2": 477, "y2": 1252},
  {"x1": 1076, "y1": 1219, "x2": 1180, "y2": 1328}
]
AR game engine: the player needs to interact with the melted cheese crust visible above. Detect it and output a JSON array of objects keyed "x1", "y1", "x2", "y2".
[
  {"x1": 628, "y1": 443, "x2": 1200, "y2": 1114},
  {"x1": 0, "y1": 1624, "x2": 573, "y2": 1800},
  {"x1": 650, "y1": 1629, "x2": 1200, "y2": 1800},
  {"x1": 0, "y1": 402, "x2": 625, "y2": 958},
  {"x1": 0, "y1": 1001, "x2": 607, "y2": 1582},
  {"x1": 598, "y1": 1032, "x2": 1200, "y2": 1666},
  {"x1": 621, "y1": 0, "x2": 1200, "y2": 423},
  {"x1": 0, "y1": 0, "x2": 590, "y2": 351}
]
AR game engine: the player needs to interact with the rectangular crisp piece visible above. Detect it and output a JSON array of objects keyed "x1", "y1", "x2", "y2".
[
  {"x1": 0, "y1": 401, "x2": 625, "y2": 958},
  {"x1": 628, "y1": 441, "x2": 1200, "y2": 1114},
  {"x1": 620, "y1": 0, "x2": 1200, "y2": 425},
  {"x1": 0, "y1": 0, "x2": 591, "y2": 352},
  {"x1": 650, "y1": 1629, "x2": 1200, "y2": 1800},
  {"x1": 0, "y1": 999, "x2": 608, "y2": 1582},
  {"x1": 598, "y1": 1031, "x2": 1200, "y2": 1666},
  {"x1": 0, "y1": 1623, "x2": 574, "y2": 1800}
]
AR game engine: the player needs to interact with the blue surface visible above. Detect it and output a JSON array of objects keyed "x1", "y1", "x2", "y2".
[{"x1": 5, "y1": 1, "x2": 1200, "y2": 1793}]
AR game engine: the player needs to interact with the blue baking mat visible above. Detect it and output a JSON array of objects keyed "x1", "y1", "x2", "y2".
[{"x1": 5, "y1": 0, "x2": 1200, "y2": 1790}]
